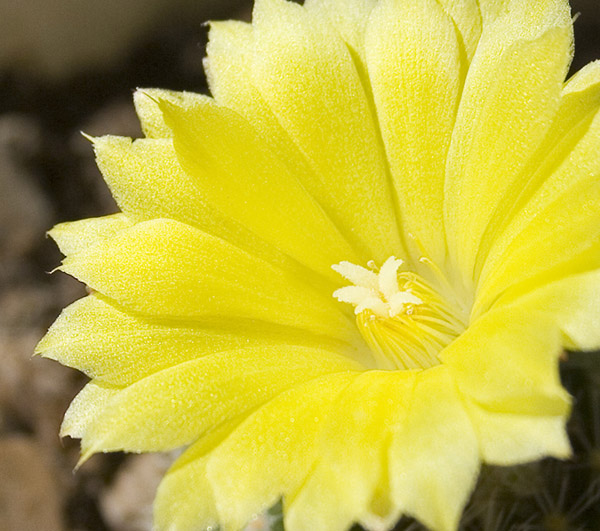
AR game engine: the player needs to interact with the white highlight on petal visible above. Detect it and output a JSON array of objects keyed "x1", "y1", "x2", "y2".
[{"x1": 332, "y1": 257, "x2": 422, "y2": 318}]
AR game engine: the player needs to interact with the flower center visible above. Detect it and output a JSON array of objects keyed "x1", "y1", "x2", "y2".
[{"x1": 332, "y1": 256, "x2": 465, "y2": 371}]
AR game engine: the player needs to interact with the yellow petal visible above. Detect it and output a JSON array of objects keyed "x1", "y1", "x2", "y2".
[
  {"x1": 36, "y1": 294, "x2": 354, "y2": 386},
  {"x1": 365, "y1": 0, "x2": 462, "y2": 264},
  {"x1": 465, "y1": 401, "x2": 571, "y2": 465},
  {"x1": 161, "y1": 97, "x2": 361, "y2": 282},
  {"x1": 204, "y1": 20, "x2": 254, "y2": 105},
  {"x1": 477, "y1": 0, "x2": 568, "y2": 30},
  {"x1": 444, "y1": 1, "x2": 572, "y2": 287},
  {"x1": 389, "y1": 366, "x2": 479, "y2": 531},
  {"x1": 205, "y1": 20, "x2": 321, "y2": 210},
  {"x1": 206, "y1": 372, "x2": 359, "y2": 531},
  {"x1": 479, "y1": 241, "x2": 600, "y2": 339},
  {"x1": 93, "y1": 135, "x2": 324, "y2": 282},
  {"x1": 285, "y1": 370, "x2": 416, "y2": 531},
  {"x1": 206, "y1": 20, "x2": 353, "y2": 285},
  {"x1": 475, "y1": 177, "x2": 600, "y2": 315},
  {"x1": 474, "y1": 86, "x2": 600, "y2": 312},
  {"x1": 154, "y1": 418, "x2": 242, "y2": 531},
  {"x1": 205, "y1": 17, "x2": 401, "y2": 268},
  {"x1": 434, "y1": 0, "x2": 481, "y2": 63},
  {"x1": 60, "y1": 219, "x2": 357, "y2": 342},
  {"x1": 48, "y1": 213, "x2": 134, "y2": 257},
  {"x1": 303, "y1": 0, "x2": 376, "y2": 62},
  {"x1": 60, "y1": 380, "x2": 122, "y2": 439},
  {"x1": 501, "y1": 269, "x2": 600, "y2": 351},
  {"x1": 250, "y1": 0, "x2": 404, "y2": 263},
  {"x1": 78, "y1": 346, "x2": 362, "y2": 455},
  {"x1": 441, "y1": 305, "x2": 570, "y2": 417},
  {"x1": 474, "y1": 60, "x2": 600, "y2": 284},
  {"x1": 93, "y1": 136, "x2": 225, "y2": 237},
  {"x1": 133, "y1": 88, "x2": 203, "y2": 139}
]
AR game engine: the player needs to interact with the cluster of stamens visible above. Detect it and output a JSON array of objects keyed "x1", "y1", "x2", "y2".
[{"x1": 333, "y1": 257, "x2": 465, "y2": 371}]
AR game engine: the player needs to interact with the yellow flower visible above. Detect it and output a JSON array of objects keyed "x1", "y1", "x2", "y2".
[{"x1": 37, "y1": 0, "x2": 600, "y2": 529}]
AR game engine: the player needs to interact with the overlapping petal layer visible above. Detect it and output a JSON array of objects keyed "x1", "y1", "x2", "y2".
[
  {"x1": 250, "y1": 0, "x2": 405, "y2": 263},
  {"x1": 474, "y1": 93, "x2": 600, "y2": 313},
  {"x1": 59, "y1": 218, "x2": 357, "y2": 341},
  {"x1": 208, "y1": 372, "x2": 360, "y2": 531},
  {"x1": 160, "y1": 95, "x2": 361, "y2": 282},
  {"x1": 63, "y1": 346, "x2": 363, "y2": 457},
  {"x1": 286, "y1": 370, "x2": 416, "y2": 531},
  {"x1": 39, "y1": 1, "x2": 600, "y2": 530},
  {"x1": 473, "y1": 61, "x2": 600, "y2": 293},
  {"x1": 92, "y1": 132, "x2": 328, "y2": 282},
  {"x1": 37, "y1": 294, "x2": 354, "y2": 385},
  {"x1": 444, "y1": 0, "x2": 573, "y2": 287},
  {"x1": 366, "y1": 0, "x2": 462, "y2": 264}
]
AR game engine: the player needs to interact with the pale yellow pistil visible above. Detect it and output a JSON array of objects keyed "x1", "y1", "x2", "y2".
[{"x1": 333, "y1": 257, "x2": 465, "y2": 371}]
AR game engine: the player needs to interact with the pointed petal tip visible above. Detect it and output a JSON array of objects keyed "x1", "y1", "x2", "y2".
[
  {"x1": 134, "y1": 88, "x2": 160, "y2": 105},
  {"x1": 73, "y1": 447, "x2": 96, "y2": 471},
  {"x1": 80, "y1": 131, "x2": 95, "y2": 144}
]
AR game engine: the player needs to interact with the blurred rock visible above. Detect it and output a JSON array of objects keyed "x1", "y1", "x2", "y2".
[
  {"x1": 0, "y1": 274, "x2": 84, "y2": 437},
  {"x1": 79, "y1": 99, "x2": 142, "y2": 139},
  {"x1": 0, "y1": 436, "x2": 64, "y2": 531},
  {"x1": 0, "y1": 0, "x2": 249, "y2": 80},
  {"x1": 0, "y1": 325, "x2": 80, "y2": 439},
  {"x1": 0, "y1": 280, "x2": 77, "y2": 329},
  {"x1": 571, "y1": 0, "x2": 600, "y2": 72},
  {"x1": 100, "y1": 453, "x2": 176, "y2": 531},
  {"x1": 0, "y1": 115, "x2": 52, "y2": 261},
  {"x1": 70, "y1": 98, "x2": 143, "y2": 215}
]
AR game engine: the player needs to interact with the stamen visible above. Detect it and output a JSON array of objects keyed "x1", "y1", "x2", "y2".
[
  {"x1": 332, "y1": 257, "x2": 465, "y2": 371},
  {"x1": 334, "y1": 256, "x2": 423, "y2": 319}
]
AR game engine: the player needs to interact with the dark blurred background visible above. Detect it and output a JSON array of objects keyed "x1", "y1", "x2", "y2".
[{"x1": 0, "y1": 1, "x2": 599, "y2": 530}]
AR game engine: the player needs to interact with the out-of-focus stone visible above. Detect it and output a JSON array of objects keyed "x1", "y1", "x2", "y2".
[
  {"x1": 69, "y1": 98, "x2": 143, "y2": 215},
  {"x1": 1, "y1": 283, "x2": 62, "y2": 329},
  {"x1": 100, "y1": 453, "x2": 176, "y2": 531},
  {"x1": 0, "y1": 328, "x2": 79, "y2": 439},
  {"x1": 0, "y1": 276, "x2": 85, "y2": 440},
  {"x1": 0, "y1": 436, "x2": 64, "y2": 531},
  {"x1": 0, "y1": 0, "x2": 249, "y2": 80},
  {"x1": 0, "y1": 115, "x2": 52, "y2": 261},
  {"x1": 78, "y1": 99, "x2": 142, "y2": 140}
]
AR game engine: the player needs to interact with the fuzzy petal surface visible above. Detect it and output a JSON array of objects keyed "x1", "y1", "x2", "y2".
[
  {"x1": 500, "y1": 268, "x2": 600, "y2": 351},
  {"x1": 473, "y1": 61, "x2": 600, "y2": 285},
  {"x1": 36, "y1": 294, "x2": 353, "y2": 385},
  {"x1": 389, "y1": 367, "x2": 479, "y2": 531},
  {"x1": 474, "y1": 88, "x2": 600, "y2": 312},
  {"x1": 38, "y1": 2, "x2": 600, "y2": 531},
  {"x1": 285, "y1": 370, "x2": 416, "y2": 531},
  {"x1": 60, "y1": 218, "x2": 357, "y2": 342},
  {"x1": 92, "y1": 135, "x2": 308, "y2": 276},
  {"x1": 207, "y1": 372, "x2": 360, "y2": 530},
  {"x1": 444, "y1": 0, "x2": 572, "y2": 286},
  {"x1": 441, "y1": 305, "x2": 570, "y2": 417},
  {"x1": 465, "y1": 402, "x2": 571, "y2": 465},
  {"x1": 153, "y1": 418, "x2": 242, "y2": 531},
  {"x1": 366, "y1": 0, "x2": 462, "y2": 264},
  {"x1": 250, "y1": 0, "x2": 404, "y2": 263},
  {"x1": 73, "y1": 346, "x2": 362, "y2": 456},
  {"x1": 161, "y1": 97, "x2": 361, "y2": 282},
  {"x1": 49, "y1": 214, "x2": 134, "y2": 256}
]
